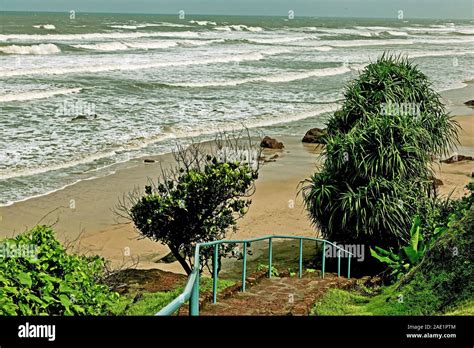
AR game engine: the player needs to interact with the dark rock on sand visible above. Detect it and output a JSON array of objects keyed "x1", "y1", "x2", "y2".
[
  {"x1": 464, "y1": 100, "x2": 474, "y2": 107},
  {"x1": 144, "y1": 159, "x2": 156, "y2": 163},
  {"x1": 302, "y1": 128, "x2": 327, "y2": 144},
  {"x1": 260, "y1": 136, "x2": 284, "y2": 149},
  {"x1": 71, "y1": 114, "x2": 98, "y2": 121},
  {"x1": 441, "y1": 155, "x2": 474, "y2": 163}
]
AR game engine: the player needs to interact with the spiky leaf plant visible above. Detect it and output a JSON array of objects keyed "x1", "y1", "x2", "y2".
[{"x1": 302, "y1": 54, "x2": 459, "y2": 249}]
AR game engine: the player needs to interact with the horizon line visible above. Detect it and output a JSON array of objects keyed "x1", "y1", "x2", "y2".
[{"x1": 0, "y1": 10, "x2": 471, "y2": 21}]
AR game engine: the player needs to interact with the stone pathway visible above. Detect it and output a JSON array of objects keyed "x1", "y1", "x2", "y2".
[{"x1": 200, "y1": 273, "x2": 355, "y2": 316}]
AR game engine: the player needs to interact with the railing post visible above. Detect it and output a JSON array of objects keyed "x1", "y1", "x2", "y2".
[
  {"x1": 268, "y1": 238, "x2": 273, "y2": 278},
  {"x1": 337, "y1": 249, "x2": 341, "y2": 278},
  {"x1": 242, "y1": 242, "x2": 247, "y2": 292},
  {"x1": 212, "y1": 244, "x2": 219, "y2": 304},
  {"x1": 348, "y1": 254, "x2": 351, "y2": 279},
  {"x1": 321, "y1": 241, "x2": 326, "y2": 279},
  {"x1": 298, "y1": 238, "x2": 303, "y2": 278},
  {"x1": 189, "y1": 272, "x2": 200, "y2": 316}
]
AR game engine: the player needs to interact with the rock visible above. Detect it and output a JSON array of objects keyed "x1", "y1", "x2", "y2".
[
  {"x1": 302, "y1": 128, "x2": 327, "y2": 144},
  {"x1": 441, "y1": 155, "x2": 474, "y2": 163},
  {"x1": 429, "y1": 176, "x2": 444, "y2": 186},
  {"x1": 471, "y1": 172, "x2": 474, "y2": 178},
  {"x1": 464, "y1": 100, "x2": 474, "y2": 107},
  {"x1": 71, "y1": 114, "x2": 98, "y2": 121},
  {"x1": 71, "y1": 115, "x2": 88, "y2": 121},
  {"x1": 144, "y1": 159, "x2": 155, "y2": 163},
  {"x1": 260, "y1": 136, "x2": 284, "y2": 149}
]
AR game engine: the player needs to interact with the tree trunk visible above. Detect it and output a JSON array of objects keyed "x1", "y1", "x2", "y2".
[{"x1": 170, "y1": 246, "x2": 193, "y2": 275}]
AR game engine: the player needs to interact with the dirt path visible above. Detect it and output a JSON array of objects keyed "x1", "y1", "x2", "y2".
[{"x1": 200, "y1": 272, "x2": 355, "y2": 316}]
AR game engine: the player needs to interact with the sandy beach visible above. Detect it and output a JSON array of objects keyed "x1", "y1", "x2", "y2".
[{"x1": 1, "y1": 108, "x2": 473, "y2": 274}]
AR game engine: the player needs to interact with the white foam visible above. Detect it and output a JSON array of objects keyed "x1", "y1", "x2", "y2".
[
  {"x1": 0, "y1": 31, "x2": 200, "y2": 42},
  {"x1": 315, "y1": 28, "x2": 374, "y2": 37},
  {"x1": 190, "y1": 20, "x2": 217, "y2": 26},
  {"x1": 0, "y1": 51, "x2": 283, "y2": 77},
  {"x1": 178, "y1": 39, "x2": 224, "y2": 46},
  {"x1": 403, "y1": 26, "x2": 474, "y2": 35},
  {"x1": 33, "y1": 24, "x2": 56, "y2": 30},
  {"x1": 386, "y1": 31, "x2": 409, "y2": 36},
  {"x1": 246, "y1": 36, "x2": 307, "y2": 44},
  {"x1": 171, "y1": 66, "x2": 350, "y2": 87},
  {"x1": 313, "y1": 46, "x2": 333, "y2": 51},
  {"x1": 408, "y1": 51, "x2": 467, "y2": 59},
  {"x1": 72, "y1": 41, "x2": 177, "y2": 51},
  {"x1": 0, "y1": 132, "x2": 176, "y2": 181},
  {"x1": 329, "y1": 39, "x2": 414, "y2": 47},
  {"x1": 215, "y1": 25, "x2": 263, "y2": 32},
  {"x1": 0, "y1": 43, "x2": 60, "y2": 55},
  {"x1": 147, "y1": 22, "x2": 193, "y2": 28},
  {"x1": 0, "y1": 88, "x2": 81, "y2": 103},
  {"x1": 109, "y1": 25, "x2": 138, "y2": 30}
]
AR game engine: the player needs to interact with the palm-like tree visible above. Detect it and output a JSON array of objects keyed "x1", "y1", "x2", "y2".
[{"x1": 302, "y1": 54, "x2": 459, "y2": 249}]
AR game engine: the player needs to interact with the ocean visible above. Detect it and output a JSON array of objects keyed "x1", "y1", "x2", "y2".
[{"x1": 0, "y1": 12, "x2": 473, "y2": 206}]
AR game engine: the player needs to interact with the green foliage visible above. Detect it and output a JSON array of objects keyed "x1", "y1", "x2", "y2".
[
  {"x1": 313, "y1": 201, "x2": 473, "y2": 316},
  {"x1": 0, "y1": 226, "x2": 120, "y2": 315},
  {"x1": 129, "y1": 155, "x2": 258, "y2": 275},
  {"x1": 371, "y1": 184, "x2": 473, "y2": 279},
  {"x1": 257, "y1": 264, "x2": 279, "y2": 277},
  {"x1": 113, "y1": 277, "x2": 235, "y2": 315},
  {"x1": 370, "y1": 215, "x2": 428, "y2": 279},
  {"x1": 302, "y1": 54, "x2": 459, "y2": 249}
]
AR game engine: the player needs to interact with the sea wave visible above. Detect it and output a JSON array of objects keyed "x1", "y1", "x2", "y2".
[
  {"x1": 109, "y1": 25, "x2": 139, "y2": 30},
  {"x1": 214, "y1": 25, "x2": 263, "y2": 32},
  {"x1": 169, "y1": 66, "x2": 350, "y2": 87},
  {"x1": 33, "y1": 24, "x2": 56, "y2": 30},
  {"x1": 0, "y1": 50, "x2": 290, "y2": 77},
  {"x1": 72, "y1": 41, "x2": 178, "y2": 51},
  {"x1": 0, "y1": 88, "x2": 81, "y2": 103},
  {"x1": 0, "y1": 132, "x2": 176, "y2": 181},
  {"x1": 0, "y1": 31, "x2": 200, "y2": 42},
  {"x1": 190, "y1": 20, "x2": 217, "y2": 26},
  {"x1": 329, "y1": 39, "x2": 414, "y2": 47},
  {"x1": 178, "y1": 39, "x2": 225, "y2": 46},
  {"x1": 0, "y1": 43, "x2": 60, "y2": 55},
  {"x1": 144, "y1": 22, "x2": 193, "y2": 28},
  {"x1": 245, "y1": 36, "x2": 308, "y2": 44}
]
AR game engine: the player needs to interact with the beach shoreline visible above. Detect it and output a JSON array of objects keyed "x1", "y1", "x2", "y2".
[{"x1": 1, "y1": 91, "x2": 473, "y2": 272}]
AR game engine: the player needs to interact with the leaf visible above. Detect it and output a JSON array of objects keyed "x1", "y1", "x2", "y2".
[
  {"x1": 17, "y1": 272, "x2": 32, "y2": 288},
  {"x1": 409, "y1": 216, "x2": 421, "y2": 251},
  {"x1": 370, "y1": 247, "x2": 396, "y2": 265},
  {"x1": 59, "y1": 294, "x2": 72, "y2": 308},
  {"x1": 403, "y1": 246, "x2": 419, "y2": 264}
]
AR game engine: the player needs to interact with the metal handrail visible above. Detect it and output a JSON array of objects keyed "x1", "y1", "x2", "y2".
[{"x1": 156, "y1": 235, "x2": 353, "y2": 316}]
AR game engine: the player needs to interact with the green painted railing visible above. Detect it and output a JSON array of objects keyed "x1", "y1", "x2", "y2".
[{"x1": 156, "y1": 235, "x2": 353, "y2": 316}]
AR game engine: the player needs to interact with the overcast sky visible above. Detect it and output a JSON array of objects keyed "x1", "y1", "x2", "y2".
[{"x1": 1, "y1": 0, "x2": 473, "y2": 19}]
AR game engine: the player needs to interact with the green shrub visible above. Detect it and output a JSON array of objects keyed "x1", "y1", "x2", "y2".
[
  {"x1": 129, "y1": 155, "x2": 258, "y2": 275},
  {"x1": 0, "y1": 226, "x2": 120, "y2": 315},
  {"x1": 313, "y1": 205, "x2": 473, "y2": 315},
  {"x1": 302, "y1": 54, "x2": 458, "y2": 249},
  {"x1": 371, "y1": 184, "x2": 473, "y2": 279}
]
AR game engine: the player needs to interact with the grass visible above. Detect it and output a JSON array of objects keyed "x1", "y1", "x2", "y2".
[
  {"x1": 312, "y1": 285, "x2": 474, "y2": 316},
  {"x1": 445, "y1": 299, "x2": 474, "y2": 316},
  {"x1": 112, "y1": 277, "x2": 235, "y2": 315}
]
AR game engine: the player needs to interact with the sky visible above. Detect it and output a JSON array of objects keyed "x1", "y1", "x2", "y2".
[{"x1": 0, "y1": 0, "x2": 473, "y2": 19}]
